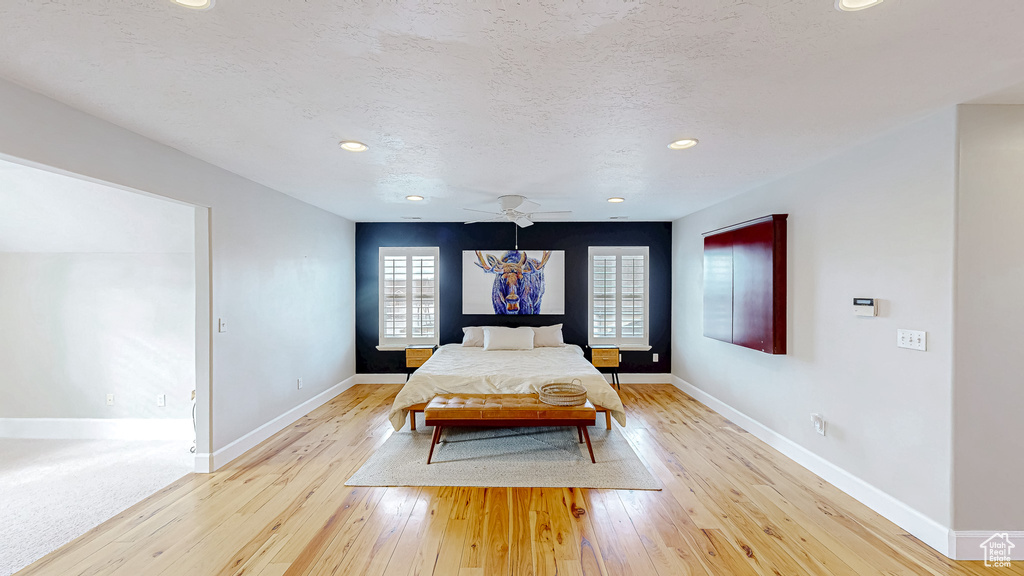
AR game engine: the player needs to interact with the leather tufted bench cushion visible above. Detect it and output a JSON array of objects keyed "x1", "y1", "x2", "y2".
[
  {"x1": 425, "y1": 394, "x2": 597, "y2": 421},
  {"x1": 423, "y1": 393, "x2": 597, "y2": 464}
]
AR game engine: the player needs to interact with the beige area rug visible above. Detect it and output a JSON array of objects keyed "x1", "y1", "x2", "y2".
[{"x1": 346, "y1": 425, "x2": 661, "y2": 490}]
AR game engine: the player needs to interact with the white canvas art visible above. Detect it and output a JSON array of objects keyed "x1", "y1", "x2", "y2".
[{"x1": 462, "y1": 250, "x2": 565, "y2": 315}]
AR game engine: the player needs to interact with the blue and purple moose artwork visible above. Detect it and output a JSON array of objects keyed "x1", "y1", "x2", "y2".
[{"x1": 473, "y1": 250, "x2": 552, "y2": 314}]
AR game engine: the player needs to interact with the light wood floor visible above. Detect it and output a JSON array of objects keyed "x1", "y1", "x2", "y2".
[{"x1": 17, "y1": 384, "x2": 1022, "y2": 576}]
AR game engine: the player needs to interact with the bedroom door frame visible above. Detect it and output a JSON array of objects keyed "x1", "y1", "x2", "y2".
[
  {"x1": 0, "y1": 152, "x2": 213, "y2": 474},
  {"x1": 192, "y1": 206, "x2": 213, "y2": 473}
]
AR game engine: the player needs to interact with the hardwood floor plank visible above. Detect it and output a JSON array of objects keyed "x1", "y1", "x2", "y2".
[
  {"x1": 559, "y1": 488, "x2": 609, "y2": 576},
  {"x1": 380, "y1": 487, "x2": 458, "y2": 576},
  {"x1": 584, "y1": 489, "x2": 659, "y2": 576},
  {"x1": 16, "y1": 383, "x2": 1022, "y2": 576},
  {"x1": 308, "y1": 486, "x2": 420, "y2": 576},
  {"x1": 459, "y1": 488, "x2": 487, "y2": 570},
  {"x1": 481, "y1": 488, "x2": 511, "y2": 576},
  {"x1": 508, "y1": 487, "x2": 535, "y2": 576}
]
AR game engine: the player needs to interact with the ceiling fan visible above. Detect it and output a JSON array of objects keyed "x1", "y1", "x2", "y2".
[{"x1": 463, "y1": 195, "x2": 572, "y2": 228}]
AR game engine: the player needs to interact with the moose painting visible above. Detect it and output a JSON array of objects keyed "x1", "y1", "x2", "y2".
[{"x1": 462, "y1": 250, "x2": 565, "y2": 315}]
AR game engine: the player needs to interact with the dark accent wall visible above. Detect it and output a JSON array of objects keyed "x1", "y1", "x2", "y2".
[{"x1": 355, "y1": 222, "x2": 672, "y2": 374}]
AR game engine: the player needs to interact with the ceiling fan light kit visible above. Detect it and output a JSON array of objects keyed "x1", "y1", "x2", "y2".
[{"x1": 463, "y1": 195, "x2": 572, "y2": 228}]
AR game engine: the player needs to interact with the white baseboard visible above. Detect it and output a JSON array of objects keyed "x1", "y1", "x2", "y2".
[
  {"x1": 949, "y1": 531, "x2": 1024, "y2": 561},
  {"x1": 194, "y1": 452, "x2": 213, "y2": 474},
  {"x1": 604, "y1": 373, "x2": 673, "y2": 384},
  {"x1": 0, "y1": 417, "x2": 192, "y2": 440},
  {"x1": 355, "y1": 373, "x2": 408, "y2": 384},
  {"x1": 208, "y1": 375, "x2": 357, "y2": 472},
  {"x1": 671, "y1": 375, "x2": 953, "y2": 558},
  {"x1": 354, "y1": 373, "x2": 674, "y2": 385}
]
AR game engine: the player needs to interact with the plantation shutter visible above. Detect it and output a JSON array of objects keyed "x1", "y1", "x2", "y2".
[
  {"x1": 379, "y1": 247, "x2": 439, "y2": 348},
  {"x1": 588, "y1": 247, "x2": 649, "y2": 349}
]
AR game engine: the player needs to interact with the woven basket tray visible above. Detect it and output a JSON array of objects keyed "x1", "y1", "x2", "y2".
[{"x1": 539, "y1": 379, "x2": 587, "y2": 406}]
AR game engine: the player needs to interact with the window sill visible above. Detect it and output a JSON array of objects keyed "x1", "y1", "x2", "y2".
[
  {"x1": 377, "y1": 344, "x2": 438, "y2": 351},
  {"x1": 589, "y1": 344, "x2": 652, "y2": 351}
]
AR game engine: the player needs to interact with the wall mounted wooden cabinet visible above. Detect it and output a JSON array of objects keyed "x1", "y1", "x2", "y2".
[{"x1": 702, "y1": 214, "x2": 787, "y2": 354}]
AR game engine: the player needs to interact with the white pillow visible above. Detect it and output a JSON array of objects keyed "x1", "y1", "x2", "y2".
[
  {"x1": 532, "y1": 324, "x2": 565, "y2": 347},
  {"x1": 483, "y1": 326, "x2": 535, "y2": 350},
  {"x1": 461, "y1": 326, "x2": 485, "y2": 347}
]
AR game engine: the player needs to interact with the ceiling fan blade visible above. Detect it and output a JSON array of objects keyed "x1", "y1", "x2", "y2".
[
  {"x1": 463, "y1": 208, "x2": 502, "y2": 215},
  {"x1": 465, "y1": 217, "x2": 508, "y2": 224},
  {"x1": 529, "y1": 211, "x2": 572, "y2": 219},
  {"x1": 517, "y1": 199, "x2": 541, "y2": 213},
  {"x1": 514, "y1": 215, "x2": 534, "y2": 228}
]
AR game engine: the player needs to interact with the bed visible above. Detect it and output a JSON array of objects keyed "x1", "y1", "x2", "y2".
[{"x1": 388, "y1": 344, "x2": 627, "y2": 431}]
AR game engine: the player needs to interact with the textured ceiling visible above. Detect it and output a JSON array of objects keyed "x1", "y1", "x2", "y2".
[{"x1": 1, "y1": 0, "x2": 1023, "y2": 222}]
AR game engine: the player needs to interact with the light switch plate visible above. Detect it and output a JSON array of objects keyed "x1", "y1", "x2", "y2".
[
  {"x1": 897, "y1": 329, "x2": 927, "y2": 351},
  {"x1": 157, "y1": 394, "x2": 166, "y2": 407},
  {"x1": 106, "y1": 394, "x2": 115, "y2": 406},
  {"x1": 218, "y1": 318, "x2": 228, "y2": 333}
]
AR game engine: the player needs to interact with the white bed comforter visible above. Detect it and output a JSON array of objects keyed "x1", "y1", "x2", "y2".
[{"x1": 388, "y1": 344, "x2": 627, "y2": 430}]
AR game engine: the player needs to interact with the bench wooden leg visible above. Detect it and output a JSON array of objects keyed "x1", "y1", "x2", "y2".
[
  {"x1": 410, "y1": 410, "x2": 417, "y2": 431},
  {"x1": 605, "y1": 410, "x2": 611, "y2": 430},
  {"x1": 427, "y1": 425, "x2": 442, "y2": 464},
  {"x1": 581, "y1": 426, "x2": 596, "y2": 463},
  {"x1": 577, "y1": 426, "x2": 583, "y2": 443}
]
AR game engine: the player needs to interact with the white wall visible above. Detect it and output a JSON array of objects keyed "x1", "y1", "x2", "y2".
[
  {"x1": 953, "y1": 104, "x2": 1024, "y2": 531},
  {"x1": 0, "y1": 78, "x2": 357, "y2": 456},
  {"x1": 0, "y1": 253, "x2": 194, "y2": 419},
  {"x1": 672, "y1": 110, "x2": 958, "y2": 531}
]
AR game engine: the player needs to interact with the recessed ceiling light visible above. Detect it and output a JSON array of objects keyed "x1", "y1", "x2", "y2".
[
  {"x1": 406, "y1": 195, "x2": 424, "y2": 201},
  {"x1": 170, "y1": 0, "x2": 214, "y2": 9},
  {"x1": 835, "y1": 0, "x2": 884, "y2": 11},
  {"x1": 607, "y1": 197, "x2": 625, "y2": 203},
  {"x1": 668, "y1": 138, "x2": 699, "y2": 150},
  {"x1": 339, "y1": 140, "x2": 369, "y2": 152}
]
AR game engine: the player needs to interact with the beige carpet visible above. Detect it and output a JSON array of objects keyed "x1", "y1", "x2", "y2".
[
  {"x1": 0, "y1": 439, "x2": 193, "y2": 576},
  {"x1": 346, "y1": 425, "x2": 660, "y2": 490}
]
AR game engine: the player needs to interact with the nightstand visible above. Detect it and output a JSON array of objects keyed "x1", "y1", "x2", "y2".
[
  {"x1": 590, "y1": 345, "x2": 620, "y2": 390},
  {"x1": 405, "y1": 345, "x2": 436, "y2": 381}
]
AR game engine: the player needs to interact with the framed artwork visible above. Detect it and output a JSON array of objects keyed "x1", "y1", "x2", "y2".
[{"x1": 462, "y1": 250, "x2": 565, "y2": 315}]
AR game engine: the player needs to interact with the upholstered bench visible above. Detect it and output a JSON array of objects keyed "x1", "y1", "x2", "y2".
[
  {"x1": 407, "y1": 401, "x2": 612, "y2": 431},
  {"x1": 423, "y1": 394, "x2": 597, "y2": 464}
]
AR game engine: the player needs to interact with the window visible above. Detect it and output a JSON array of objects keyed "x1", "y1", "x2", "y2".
[
  {"x1": 378, "y1": 247, "x2": 439, "y2": 349},
  {"x1": 588, "y1": 246, "x2": 650, "y2": 350}
]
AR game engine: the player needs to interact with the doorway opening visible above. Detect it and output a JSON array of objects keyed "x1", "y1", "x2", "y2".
[{"x1": 0, "y1": 156, "x2": 212, "y2": 576}]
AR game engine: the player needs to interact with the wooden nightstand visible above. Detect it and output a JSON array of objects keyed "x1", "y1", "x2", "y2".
[
  {"x1": 405, "y1": 345, "x2": 436, "y2": 381},
  {"x1": 590, "y1": 345, "x2": 620, "y2": 390}
]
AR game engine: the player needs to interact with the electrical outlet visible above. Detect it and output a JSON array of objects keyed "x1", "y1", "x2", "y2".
[
  {"x1": 897, "y1": 329, "x2": 927, "y2": 351},
  {"x1": 653, "y1": 353, "x2": 659, "y2": 362},
  {"x1": 157, "y1": 394, "x2": 166, "y2": 407},
  {"x1": 106, "y1": 394, "x2": 115, "y2": 406},
  {"x1": 218, "y1": 318, "x2": 228, "y2": 333},
  {"x1": 297, "y1": 378, "x2": 303, "y2": 390},
  {"x1": 811, "y1": 413, "x2": 826, "y2": 436}
]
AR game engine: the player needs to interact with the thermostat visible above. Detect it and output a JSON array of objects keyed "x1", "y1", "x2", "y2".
[{"x1": 854, "y1": 298, "x2": 877, "y2": 317}]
